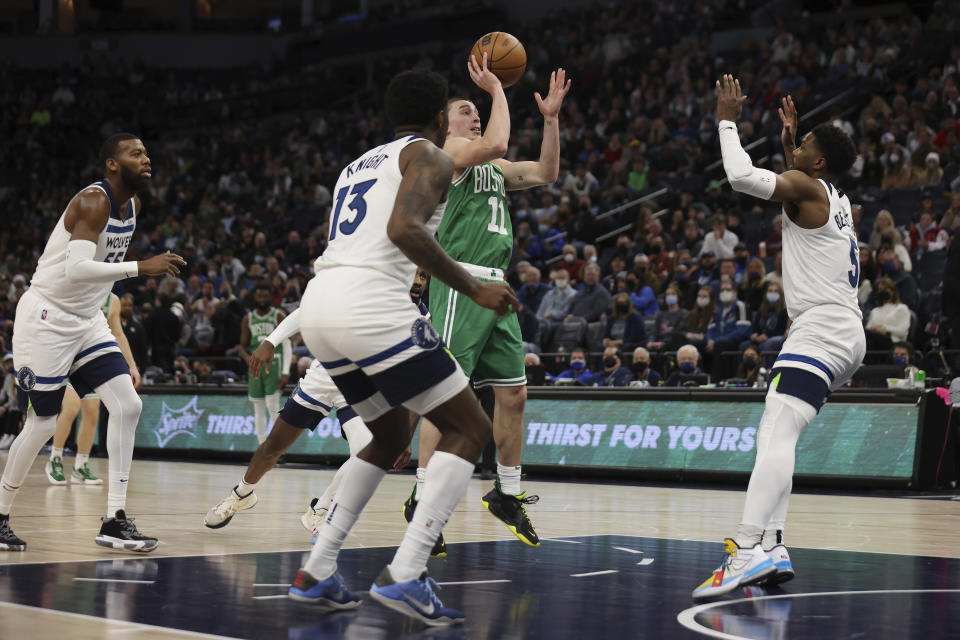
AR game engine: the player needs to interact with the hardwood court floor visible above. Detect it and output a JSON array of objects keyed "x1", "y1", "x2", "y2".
[{"x1": 0, "y1": 454, "x2": 958, "y2": 638}]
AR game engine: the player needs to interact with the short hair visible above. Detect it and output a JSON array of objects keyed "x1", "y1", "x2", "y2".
[
  {"x1": 253, "y1": 283, "x2": 271, "y2": 294},
  {"x1": 570, "y1": 347, "x2": 587, "y2": 358},
  {"x1": 99, "y1": 133, "x2": 139, "y2": 170},
  {"x1": 385, "y1": 69, "x2": 449, "y2": 128},
  {"x1": 810, "y1": 123, "x2": 857, "y2": 176},
  {"x1": 711, "y1": 214, "x2": 726, "y2": 227},
  {"x1": 677, "y1": 344, "x2": 700, "y2": 361},
  {"x1": 584, "y1": 262, "x2": 601, "y2": 275}
]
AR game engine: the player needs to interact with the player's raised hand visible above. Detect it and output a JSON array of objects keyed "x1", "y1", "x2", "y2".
[
  {"x1": 535, "y1": 68, "x2": 572, "y2": 118},
  {"x1": 716, "y1": 74, "x2": 746, "y2": 123},
  {"x1": 471, "y1": 281, "x2": 521, "y2": 317},
  {"x1": 468, "y1": 52, "x2": 503, "y2": 95},
  {"x1": 248, "y1": 341, "x2": 276, "y2": 379},
  {"x1": 779, "y1": 95, "x2": 798, "y2": 147},
  {"x1": 138, "y1": 251, "x2": 186, "y2": 276}
]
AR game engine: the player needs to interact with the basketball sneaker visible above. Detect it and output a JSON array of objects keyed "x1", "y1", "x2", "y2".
[
  {"x1": 0, "y1": 433, "x2": 14, "y2": 450},
  {"x1": 401, "y1": 486, "x2": 447, "y2": 558},
  {"x1": 760, "y1": 544, "x2": 795, "y2": 585},
  {"x1": 300, "y1": 497, "x2": 327, "y2": 543},
  {"x1": 0, "y1": 515, "x2": 26, "y2": 551},
  {"x1": 692, "y1": 538, "x2": 776, "y2": 600},
  {"x1": 288, "y1": 568, "x2": 362, "y2": 609},
  {"x1": 95, "y1": 510, "x2": 159, "y2": 552},
  {"x1": 203, "y1": 486, "x2": 258, "y2": 529},
  {"x1": 480, "y1": 481, "x2": 540, "y2": 547},
  {"x1": 368, "y1": 566, "x2": 463, "y2": 626},
  {"x1": 71, "y1": 462, "x2": 103, "y2": 485},
  {"x1": 45, "y1": 456, "x2": 67, "y2": 485}
]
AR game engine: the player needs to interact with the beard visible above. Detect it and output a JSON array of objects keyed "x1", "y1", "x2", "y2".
[{"x1": 120, "y1": 164, "x2": 150, "y2": 192}]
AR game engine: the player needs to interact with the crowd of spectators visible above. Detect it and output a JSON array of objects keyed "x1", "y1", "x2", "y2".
[{"x1": 0, "y1": 0, "x2": 958, "y2": 393}]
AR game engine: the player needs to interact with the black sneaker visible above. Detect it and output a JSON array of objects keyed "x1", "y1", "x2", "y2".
[
  {"x1": 0, "y1": 515, "x2": 26, "y2": 551},
  {"x1": 402, "y1": 485, "x2": 447, "y2": 558},
  {"x1": 95, "y1": 510, "x2": 159, "y2": 552},
  {"x1": 481, "y1": 481, "x2": 540, "y2": 547}
]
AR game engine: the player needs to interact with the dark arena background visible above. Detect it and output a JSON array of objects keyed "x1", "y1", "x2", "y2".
[{"x1": 0, "y1": 1, "x2": 959, "y2": 638}]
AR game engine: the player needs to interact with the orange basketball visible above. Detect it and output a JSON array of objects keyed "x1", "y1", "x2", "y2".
[{"x1": 469, "y1": 32, "x2": 527, "y2": 88}]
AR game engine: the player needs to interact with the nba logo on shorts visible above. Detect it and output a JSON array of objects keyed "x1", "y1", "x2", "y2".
[
  {"x1": 40, "y1": 309, "x2": 47, "y2": 320},
  {"x1": 410, "y1": 317, "x2": 441, "y2": 351}
]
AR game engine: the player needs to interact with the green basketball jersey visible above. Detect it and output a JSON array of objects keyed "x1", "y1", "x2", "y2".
[
  {"x1": 248, "y1": 307, "x2": 280, "y2": 350},
  {"x1": 438, "y1": 161, "x2": 513, "y2": 272}
]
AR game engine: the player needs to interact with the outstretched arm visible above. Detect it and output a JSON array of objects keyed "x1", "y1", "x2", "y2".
[
  {"x1": 443, "y1": 53, "x2": 510, "y2": 169},
  {"x1": 779, "y1": 95, "x2": 798, "y2": 170},
  {"x1": 495, "y1": 68, "x2": 572, "y2": 190}
]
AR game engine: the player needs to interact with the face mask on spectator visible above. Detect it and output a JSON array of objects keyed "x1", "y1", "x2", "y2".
[
  {"x1": 878, "y1": 290, "x2": 892, "y2": 304},
  {"x1": 570, "y1": 358, "x2": 586, "y2": 371},
  {"x1": 743, "y1": 356, "x2": 758, "y2": 370},
  {"x1": 679, "y1": 361, "x2": 696, "y2": 373},
  {"x1": 735, "y1": 255, "x2": 748, "y2": 266},
  {"x1": 518, "y1": 232, "x2": 529, "y2": 239},
  {"x1": 882, "y1": 260, "x2": 896, "y2": 272},
  {"x1": 766, "y1": 292, "x2": 780, "y2": 303},
  {"x1": 589, "y1": 255, "x2": 598, "y2": 263},
  {"x1": 893, "y1": 355, "x2": 907, "y2": 365},
  {"x1": 555, "y1": 278, "x2": 568, "y2": 289},
  {"x1": 632, "y1": 360, "x2": 648, "y2": 373},
  {"x1": 720, "y1": 290, "x2": 734, "y2": 304},
  {"x1": 748, "y1": 271, "x2": 761, "y2": 280},
  {"x1": 889, "y1": 153, "x2": 900, "y2": 164},
  {"x1": 564, "y1": 253, "x2": 575, "y2": 263},
  {"x1": 603, "y1": 356, "x2": 618, "y2": 368},
  {"x1": 665, "y1": 294, "x2": 678, "y2": 307},
  {"x1": 696, "y1": 296, "x2": 710, "y2": 307},
  {"x1": 539, "y1": 224, "x2": 549, "y2": 234},
  {"x1": 516, "y1": 209, "x2": 528, "y2": 219},
  {"x1": 616, "y1": 301, "x2": 629, "y2": 314}
]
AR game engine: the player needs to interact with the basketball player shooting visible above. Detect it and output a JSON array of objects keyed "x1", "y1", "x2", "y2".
[
  {"x1": 0, "y1": 134, "x2": 185, "y2": 553},
  {"x1": 693, "y1": 76, "x2": 863, "y2": 599}
]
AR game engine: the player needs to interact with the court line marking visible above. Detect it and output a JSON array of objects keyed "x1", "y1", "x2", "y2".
[
  {"x1": 253, "y1": 583, "x2": 291, "y2": 587},
  {"x1": 251, "y1": 594, "x2": 289, "y2": 600},
  {"x1": 544, "y1": 538, "x2": 584, "y2": 544},
  {"x1": 614, "y1": 546, "x2": 644, "y2": 554},
  {"x1": 676, "y1": 589, "x2": 960, "y2": 640},
  {"x1": 73, "y1": 578, "x2": 155, "y2": 584},
  {"x1": 571, "y1": 570, "x2": 619, "y2": 577},
  {"x1": 0, "y1": 600, "x2": 243, "y2": 639},
  {"x1": 638, "y1": 558, "x2": 655, "y2": 566},
  {"x1": 436, "y1": 579, "x2": 512, "y2": 586}
]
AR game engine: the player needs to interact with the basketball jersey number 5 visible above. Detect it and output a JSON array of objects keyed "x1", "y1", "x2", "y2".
[
  {"x1": 329, "y1": 179, "x2": 377, "y2": 241},
  {"x1": 847, "y1": 238, "x2": 859, "y2": 288}
]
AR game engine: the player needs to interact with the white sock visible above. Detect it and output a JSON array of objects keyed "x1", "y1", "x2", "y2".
[
  {"x1": 264, "y1": 392, "x2": 280, "y2": 436},
  {"x1": 303, "y1": 457, "x2": 385, "y2": 579},
  {"x1": 736, "y1": 388, "x2": 815, "y2": 549},
  {"x1": 389, "y1": 451, "x2": 473, "y2": 582},
  {"x1": 0, "y1": 411, "x2": 58, "y2": 514},
  {"x1": 237, "y1": 477, "x2": 256, "y2": 497},
  {"x1": 51, "y1": 446, "x2": 63, "y2": 460},
  {"x1": 75, "y1": 453, "x2": 89, "y2": 469},
  {"x1": 251, "y1": 398, "x2": 267, "y2": 444},
  {"x1": 497, "y1": 462, "x2": 522, "y2": 495},
  {"x1": 762, "y1": 528, "x2": 784, "y2": 550},
  {"x1": 414, "y1": 467, "x2": 426, "y2": 501},
  {"x1": 341, "y1": 415, "x2": 372, "y2": 457},
  {"x1": 98, "y1": 375, "x2": 143, "y2": 517},
  {"x1": 317, "y1": 464, "x2": 346, "y2": 512}
]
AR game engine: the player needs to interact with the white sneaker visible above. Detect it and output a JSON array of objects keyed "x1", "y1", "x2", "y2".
[
  {"x1": 761, "y1": 544, "x2": 795, "y2": 584},
  {"x1": 0, "y1": 434, "x2": 13, "y2": 450},
  {"x1": 300, "y1": 497, "x2": 327, "y2": 542},
  {"x1": 692, "y1": 538, "x2": 776, "y2": 600},
  {"x1": 203, "y1": 487, "x2": 258, "y2": 529}
]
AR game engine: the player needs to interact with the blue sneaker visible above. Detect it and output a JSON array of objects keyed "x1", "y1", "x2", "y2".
[
  {"x1": 692, "y1": 538, "x2": 775, "y2": 600},
  {"x1": 288, "y1": 569, "x2": 362, "y2": 609},
  {"x1": 368, "y1": 566, "x2": 464, "y2": 626}
]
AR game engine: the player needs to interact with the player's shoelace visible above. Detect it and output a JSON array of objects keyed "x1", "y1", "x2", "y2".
[
  {"x1": 411, "y1": 574, "x2": 445, "y2": 609},
  {"x1": 215, "y1": 495, "x2": 239, "y2": 516}
]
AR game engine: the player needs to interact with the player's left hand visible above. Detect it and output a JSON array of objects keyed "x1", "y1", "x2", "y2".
[
  {"x1": 279, "y1": 374, "x2": 288, "y2": 388},
  {"x1": 130, "y1": 365, "x2": 142, "y2": 390},
  {"x1": 535, "y1": 68, "x2": 572, "y2": 118},
  {"x1": 248, "y1": 341, "x2": 276, "y2": 379},
  {"x1": 716, "y1": 74, "x2": 746, "y2": 123},
  {"x1": 393, "y1": 446, "x2": 412, "y2": 471}
]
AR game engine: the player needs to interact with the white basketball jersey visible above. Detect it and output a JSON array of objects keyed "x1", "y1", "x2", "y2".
[
  {"x1": 781, "y1": 178, "x2": 862, "y2": 321},
  {"x1": 313, "y1": 135, "x2": 446, "y2": 293},
  {"x1": 30, "y1": 181, "x2": 136, "y2": 318}
]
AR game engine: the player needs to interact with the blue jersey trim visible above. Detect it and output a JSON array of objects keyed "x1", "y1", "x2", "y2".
[
  {"x1": 296, "y1": 387, "x2": 332, "y2": 412},
  {"x1": 320, "y1": 357, "x2": 352, "y2": 369},
  {"x1": 355, "y1": 338, "x2": 414, "y2": 368},
  {"x1": 337, "y1": 406, "x2": 358, "y2": 426},
  {"x1": 74, "y1": 340, "x2": 119, "y2": 362},
  {"x1": 774, "y1": 353, "x2": 835, "y2": 382},
  {"x1": 35, "y1": 374, "x2": 69, "y2": 384},
  {"x1": 106, "y1": 224, "x2": 134, "y2": 234},
  {"x1": 279, "y1": 400, "x2": 324, "y2": 431},
  {"x1": 70, "y1": 351, "x2": 130, "y2": 397}
]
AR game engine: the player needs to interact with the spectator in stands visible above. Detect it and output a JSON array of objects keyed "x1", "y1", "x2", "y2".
[
  {"x1": 916, "y1": 152, "x2": 944, "y2": 187},
  {"x1": 629, "y1": 346, "x2": 662, "y2": 387},
  {"x1": 739, "y1": 258, "x2": 767, "y2": 312},
  {"x1": 120, "y1": 293, "x2": 149, "y2": 372},
  {"x1": 689, "y1": 250, "x2": 718, "y2": 293},
  {"x1": 559, "y1": 244, "x2": 584, "y2": 284},
  {"x1": 700, "y1": 214, "x2": 738, "y2": 259},
  {"x1": 664, "y1": 344, "x2": 704, "y2": 387},
  {"x1": 858, "y1": 243, "x2": 879, "y2": 307},
  {"x1": 220, "y1": 247, "x2": 246, "y2": 288},
  {"x1": 716, "y1": 259, "x2": 741, "y2": 290},
  {"x1": 705, "y1": 279, "x2": 751, "y2": 377},
  {"x1": 627, "y1": 156, "x2": 650, "y2": 195},
  {"x1": 603, "y1": 293, "x2": 647, "y2": 353},
  {"x1": 891, "y1": 342, "x2": 913, "y2": 366},
  {"x1": 678, "y1": 285, "x2": 715, "y2": 353},
  {"x1": 567, "y1": 263, "x2": 610, "y2": 323},
  {"x1": 192, "y1": 359, "x2": 213, "y2": 383},
  {"x1": 594, "y1": 347, "x2": 634, "y2": 387},
  {"x1": 0, "y1": 353, "x2": 20, "y2": 451},
  {"x1": 744, "y1": 282, "x2": 788, "y2": 356},
  {"x1": 550, "y1": 347, "x2": 594, "y2": 386},
  {"x1": 146, "y1": 295, "x2": 182, "y2": 372},
  {"x1": 517, "y1": 267, "x2": 549, "y2": 352},
  {"x1": 735, "y1": 345, "x2": 763, "y2": 386},
  {"x1": 881, "y1": 151, "x2": 919, "y2": 190},
  {"x1": 626, "y1": 255, "x2": 659, "y2": 316},
  {"x1": 537, "y1": 268, "x2": 577, "y2": 337},
  {"x1": 865, "y1": 277, "x2": 911, "y2": 352},
  {"x1": 908, "y1": 210, "x2": 949, "y2": 256},
  {"x1": 678, "y1": 219, "x2": 704, "y2": 256},
  {"x1": 871, "y1": 211, "x2": 913, "y2": 272},
  {"x1": 877, "y1": 248, "x2": 919, "y2": 309},
  {"x1": 529, "y1": 215, "x2": 565, "y2": 261},
  {"x1": 941, "y1": 192, "x2": 960, "y2": 232},
  {"x1": 648, "y1": 283, "x2": 688, "y2": 350},
  {"x1": 762, "y1": 215, "x2": 782, "y2": 258},
  {"x1": 172, "y1": 355, "x2": 197, "y2": 384},
  {"x1": 564, "y1": 163, "x2": 599, "y2": 197},
  {"x1": 763, "y1": 252, "x2": 783, "y2": 289}
]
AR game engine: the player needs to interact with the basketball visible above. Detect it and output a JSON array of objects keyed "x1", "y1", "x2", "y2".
[{"x1": 470, "y1": 31, "x2": 527, "y2": 88}]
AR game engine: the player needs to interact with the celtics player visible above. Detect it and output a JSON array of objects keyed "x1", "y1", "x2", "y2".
[
  {"x1": 46, "y1": 292, "x2": 142, "y2": 485},
  {"x1": 405, "y1": 57, "x2": 571, "y2": 547},
  {"x1": 237, "y1": 284, "x2": 291, "y2": 444}
]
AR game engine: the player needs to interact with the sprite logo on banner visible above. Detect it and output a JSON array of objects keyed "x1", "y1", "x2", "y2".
[{"x1": 155, "y1": 397, "x2": 205, "y2": 447}]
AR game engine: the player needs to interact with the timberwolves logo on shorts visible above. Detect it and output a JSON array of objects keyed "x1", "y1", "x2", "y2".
[
  {"x1": 410, "y1": 317, "x2": 441, "y2": 351},
  {"x1": 16, "y1": 367, "x2": 36, "y2": 391}
]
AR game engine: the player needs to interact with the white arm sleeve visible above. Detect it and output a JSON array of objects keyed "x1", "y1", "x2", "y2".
[
  {"x1": 66, "y1": 240, "x2": 138, "y2": 284},
  {"x1": 718, "y1": 120, "x2": 777, "y2": 200},
  {"x1": 281, "y1": 339, "x2": 293, "y2": 373},
  {"x1": 265, "y1": 308, "x2": 301, "y2": 346}
]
